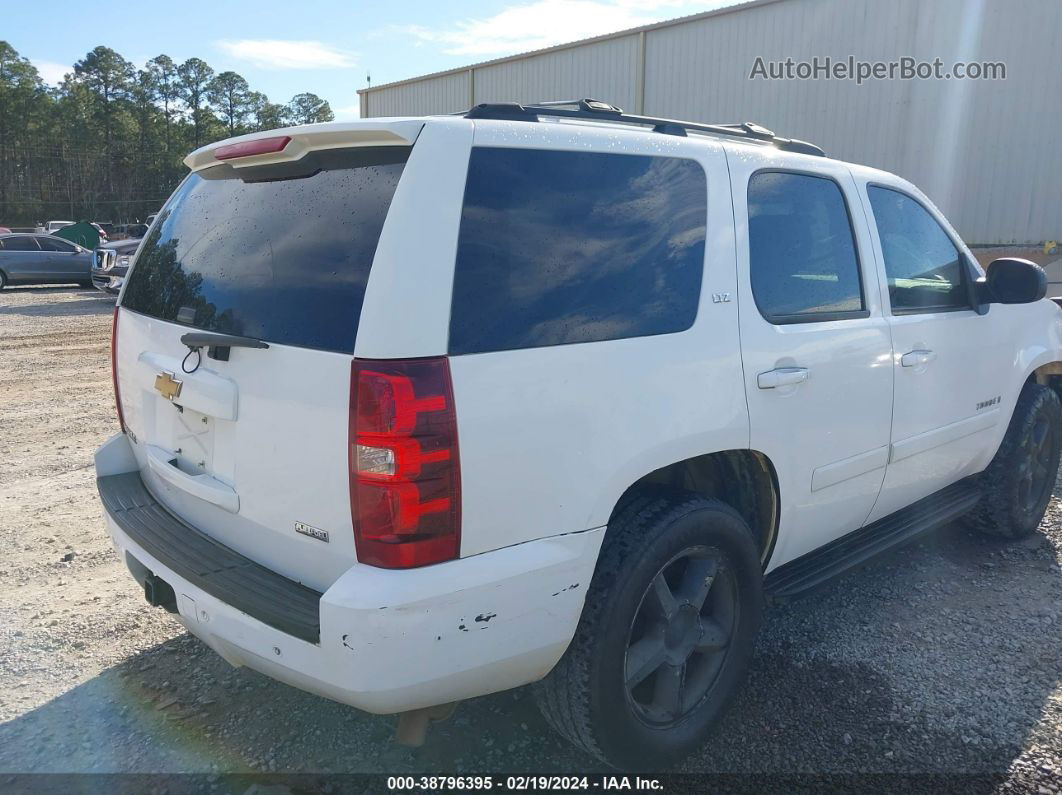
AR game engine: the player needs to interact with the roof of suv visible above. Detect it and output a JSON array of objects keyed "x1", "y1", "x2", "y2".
[{"x1": 186, "y1": 99, "x2": 835, "y2": 173}]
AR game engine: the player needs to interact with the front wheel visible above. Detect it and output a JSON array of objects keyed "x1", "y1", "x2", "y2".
[
  {"x1": 965, "y1": 382, "x2": 1062, "y2": 539},
  {"x1": 535, "y1": 490, "x2": 763, "y2": 769}
]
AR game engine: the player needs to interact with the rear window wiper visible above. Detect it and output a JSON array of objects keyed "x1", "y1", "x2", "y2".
[{"x1": 181, "y1": 332, "x2": 269, "y2": 362}]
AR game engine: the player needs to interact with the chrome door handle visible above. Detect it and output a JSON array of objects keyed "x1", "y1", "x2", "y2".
[
  {"x1": 757, "y1": 367, "x2": 809, "y2": 389},
  {"x1": 900, "y1": 349, "x2": 936, "y2": 367}
]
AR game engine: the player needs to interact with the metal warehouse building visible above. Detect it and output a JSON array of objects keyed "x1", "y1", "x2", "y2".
[{"x1": 358, "y1": 0, "x2": 1059, "y2": 245}]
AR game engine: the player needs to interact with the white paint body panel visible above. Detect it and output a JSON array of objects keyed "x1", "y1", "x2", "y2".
[
  {"x1": 726, "y1": 146, "x2": 894, "y2": 567},
  {"x1": 100, "y1": 431, "x2": 603, "y2": 714},
  {"x1": 452, "y1": 121, "x2": 747, "y2": 555},
  {"x1": 845, "y1": 164, "x2": 1060, "y2": 524},
  {"x1": 99, "y1": 114, "x2": 1062, "y2": 714},
  {"x1": 114, "y1": 310, "x2": 357, "y2": 593}
]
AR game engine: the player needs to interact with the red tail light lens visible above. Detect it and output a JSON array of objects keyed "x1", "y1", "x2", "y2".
[
  {"x1": 111, "y1": 307, "x2": 126, "y2": 432},
  {"x1": 349, "y1": 358, "x2": 460, "y2": 568},
  {"x1": 214, "y1": 135, "x2": 291, "y2": 160}
]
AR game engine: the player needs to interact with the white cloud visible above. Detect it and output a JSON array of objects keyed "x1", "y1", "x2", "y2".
[
  {"x1": 32, "y1": 60, "x2": 71, "y2": 86},
  {"x1": 401, "y1": 0, "x2": 731, "y2": 57},
  {"x1": 331, "y1": 103, "x2": 362, "y2": 121},
  {"x1": 216, "y1": 39, "x2": 357, "y2": 70}
]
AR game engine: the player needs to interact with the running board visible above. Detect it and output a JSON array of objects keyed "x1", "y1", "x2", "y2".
[{"x1": 764, "y1": 479, "x2": 981, "y2": 600}]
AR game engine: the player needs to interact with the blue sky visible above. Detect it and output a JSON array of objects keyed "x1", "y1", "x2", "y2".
[{"x1": 8, "y1": 0, "x2": 734, "y2": 119}]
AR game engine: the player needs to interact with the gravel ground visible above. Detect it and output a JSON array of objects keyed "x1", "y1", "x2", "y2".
[{"x1": 0, "y1": 286, "x2": 1060, "y2": 789}]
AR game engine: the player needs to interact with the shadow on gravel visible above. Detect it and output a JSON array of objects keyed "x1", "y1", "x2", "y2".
[
  {"x1": 0, "y1": 293, "x2": 113, "y2": 318},
  {"x1": 0, "y1": 519, "x2": 1058, "y2": 777}
]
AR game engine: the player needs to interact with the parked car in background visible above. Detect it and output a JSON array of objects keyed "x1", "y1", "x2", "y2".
[
  {"x1": 112, "y1": 223, "x2": 148, "y2": 240},
  {"x1": 91, "y1": 223, "x2": 109, "y2": 243},
  {"x1": 43, "y1": 220, "x2": 74, "y2": 234},
  {"x1": 0, "y1": 233, "x2": 92, "y2": 289},
  {"x1": 92, "y1": 237, "x2": 140, "y2": 295}
]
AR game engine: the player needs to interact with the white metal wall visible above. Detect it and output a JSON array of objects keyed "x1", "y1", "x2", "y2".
[
  {"x1": 362, "y1": 70, "x2": 471, "y2": 118},
  {"x1": 473, "y1": 35, "x2": 641, "y2": 111},
  {"x1": 361, "y1": 0, "x2": 1061, "y2": 244}
]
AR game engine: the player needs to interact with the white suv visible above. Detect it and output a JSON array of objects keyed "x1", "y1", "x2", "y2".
[{"x1": 95, "y1": 100, "x2": 1059, "y2": 769}]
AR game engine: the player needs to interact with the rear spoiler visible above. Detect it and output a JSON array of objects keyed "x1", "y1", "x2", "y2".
[{"x1": 184, "y1": 120, "x2": 425, "y2": 172}]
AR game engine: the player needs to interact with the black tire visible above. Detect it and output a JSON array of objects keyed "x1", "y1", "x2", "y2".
[
  {"x1": 965, "y1": 382, "x2": 1062, "y2": 539},
  {"x1": 0, "y1": 271, "x2": 7, "y2": 290},
  {"x1": 535, "y1": 489, "x2": 763, "y2": 770}
]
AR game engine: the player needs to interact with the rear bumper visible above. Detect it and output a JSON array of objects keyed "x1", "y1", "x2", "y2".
[{"x1": 95, "y1": 433, "x2": 603, "y2": 714}]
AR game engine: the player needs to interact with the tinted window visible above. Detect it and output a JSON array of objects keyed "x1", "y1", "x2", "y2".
[
  {"x1": 122, "y1": 147, "x2": 409, "y2": 353},
  {"x1": 38, "y1": 237, "x2": 76, "y2": 252},
  {"x1": 449, "y1": 148, "x2": 707, "y2": 354},
  {"x1": 1, "y1": 236, "x2": 40, "y2": 251},
  {"x1": 748, "y1": 171, "x2": 864, "y2": 322},
  {"x1": 867, "y1": 187, "x2": 968, "y2": 312}
]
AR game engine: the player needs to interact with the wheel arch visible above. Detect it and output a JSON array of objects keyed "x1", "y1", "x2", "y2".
[
  {"x1": 1028, "y1": 360, "x2": 1062, "y2": 396},
  {"x1": 979, "y1": 356, "x2": 1062, "y2": 469},
  {"x1": 605, "y1": 449, "x2": 780, "y2": 569}
]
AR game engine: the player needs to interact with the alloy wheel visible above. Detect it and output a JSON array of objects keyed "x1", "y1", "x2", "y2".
[
  {"x1": 624, "y1": 546, "x2": 738, "y2": 728},
  {"x1": 1017, "y1": 415, "x2": 1054, "y2": 514}
]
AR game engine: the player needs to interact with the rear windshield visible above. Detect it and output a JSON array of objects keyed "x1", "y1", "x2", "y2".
[{"x1": 122, "y1": 146, "x2": 409, "y2": 353}]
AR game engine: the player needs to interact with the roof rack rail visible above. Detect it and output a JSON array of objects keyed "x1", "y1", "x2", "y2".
[{"x1": 463, "y1": 98, "x2": 825, "y2": 157}]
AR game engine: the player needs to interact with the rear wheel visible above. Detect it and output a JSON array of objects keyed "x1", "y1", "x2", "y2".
[
  {"x1": 0, "y1": 271, "x2": 7, "y2": 290},
  {"x1": 535, "y1": 490, "x2": 763, "y2": 769},
  {"x1": 965, "y1": 382, "x2": 1062, "y2": 539}
]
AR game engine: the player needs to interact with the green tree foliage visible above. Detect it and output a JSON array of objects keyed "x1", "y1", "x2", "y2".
[
  {"x1": 287, "y1": 92, "x2": 335, "y2": 125},
  {"x1": 208, "y1": 71, "x2": 252, "y2": 136},
  {"x1": 0, "y1": 41, "x2": 343, "y2": 226},
  {"x1": 0, "y1": 42, "x2": 49, "y2": 220},
  {"x1": 74, "y1": 47, "x2": 134, "y2": 158},
  {"x1": 176, "y1": 57, "x2": 214, "y2": 149},
  {"x1": 248, "y1": 91, "x2": 289, "y2": 131},
  {"x1": 146, "y1": 55, "x2": 179, "y2": 152}
]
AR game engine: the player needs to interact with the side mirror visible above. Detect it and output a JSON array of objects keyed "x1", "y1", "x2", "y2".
[{"x1": 978, "y1": 258, "x2": 1046, "y2": 305}]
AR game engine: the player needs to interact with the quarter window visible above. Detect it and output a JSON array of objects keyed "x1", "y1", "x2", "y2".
[
  {"x1": 1, "y1": 236, "x2": 40, "y2": 251},
  {"x1": 867, "y1": 186, "x2": 968, "y2": 313},
  {"x1": 747, "y1": 171, "x2": 865, "y2": 323},
  {"x1": 449, "y1": 148, "x2": 707, "y2": 355}
]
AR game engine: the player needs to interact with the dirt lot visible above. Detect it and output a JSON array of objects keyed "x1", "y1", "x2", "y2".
[{"x1": 1, "y1": 285, "x2": 1061, "y2": 788}]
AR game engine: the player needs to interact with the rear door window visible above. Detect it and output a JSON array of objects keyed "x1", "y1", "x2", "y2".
[
  {"x1": 121, "y1": 146, "x2": 410, "y2": 353},
  {"x1": 747, "y1": 171, "x2": 866, "y2": 323},
  {"x1": 449, "y1": 147, "x2": 707, "y2": 355}
]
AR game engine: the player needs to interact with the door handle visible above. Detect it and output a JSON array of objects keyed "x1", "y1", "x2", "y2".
[
  {"x1": 900, "y1": 349, "x2": 936, "y2": 367},
  {"x1": 757, "y1": 367, "x2": 809, "y2": 389}
]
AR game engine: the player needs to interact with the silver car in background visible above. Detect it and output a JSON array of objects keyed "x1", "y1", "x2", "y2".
[{"x1": 0, "y1": 233, "x2": 93, "y2": 289}]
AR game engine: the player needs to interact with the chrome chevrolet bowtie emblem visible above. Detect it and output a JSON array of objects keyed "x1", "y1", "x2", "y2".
[{"x1": 154, "y1": 371, "x2": 183, "y2": 401}]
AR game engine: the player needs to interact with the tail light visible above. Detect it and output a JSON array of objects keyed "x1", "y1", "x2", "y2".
[
  {"x1": 214, "y1": 136, "x2": 291, "y2": 160},
  {"x1": 349, "y1": 358, "x2": 461, "y2": 568},
  {"x1": 111, "y1": 307, "x2": 126, "y2": 432}
]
